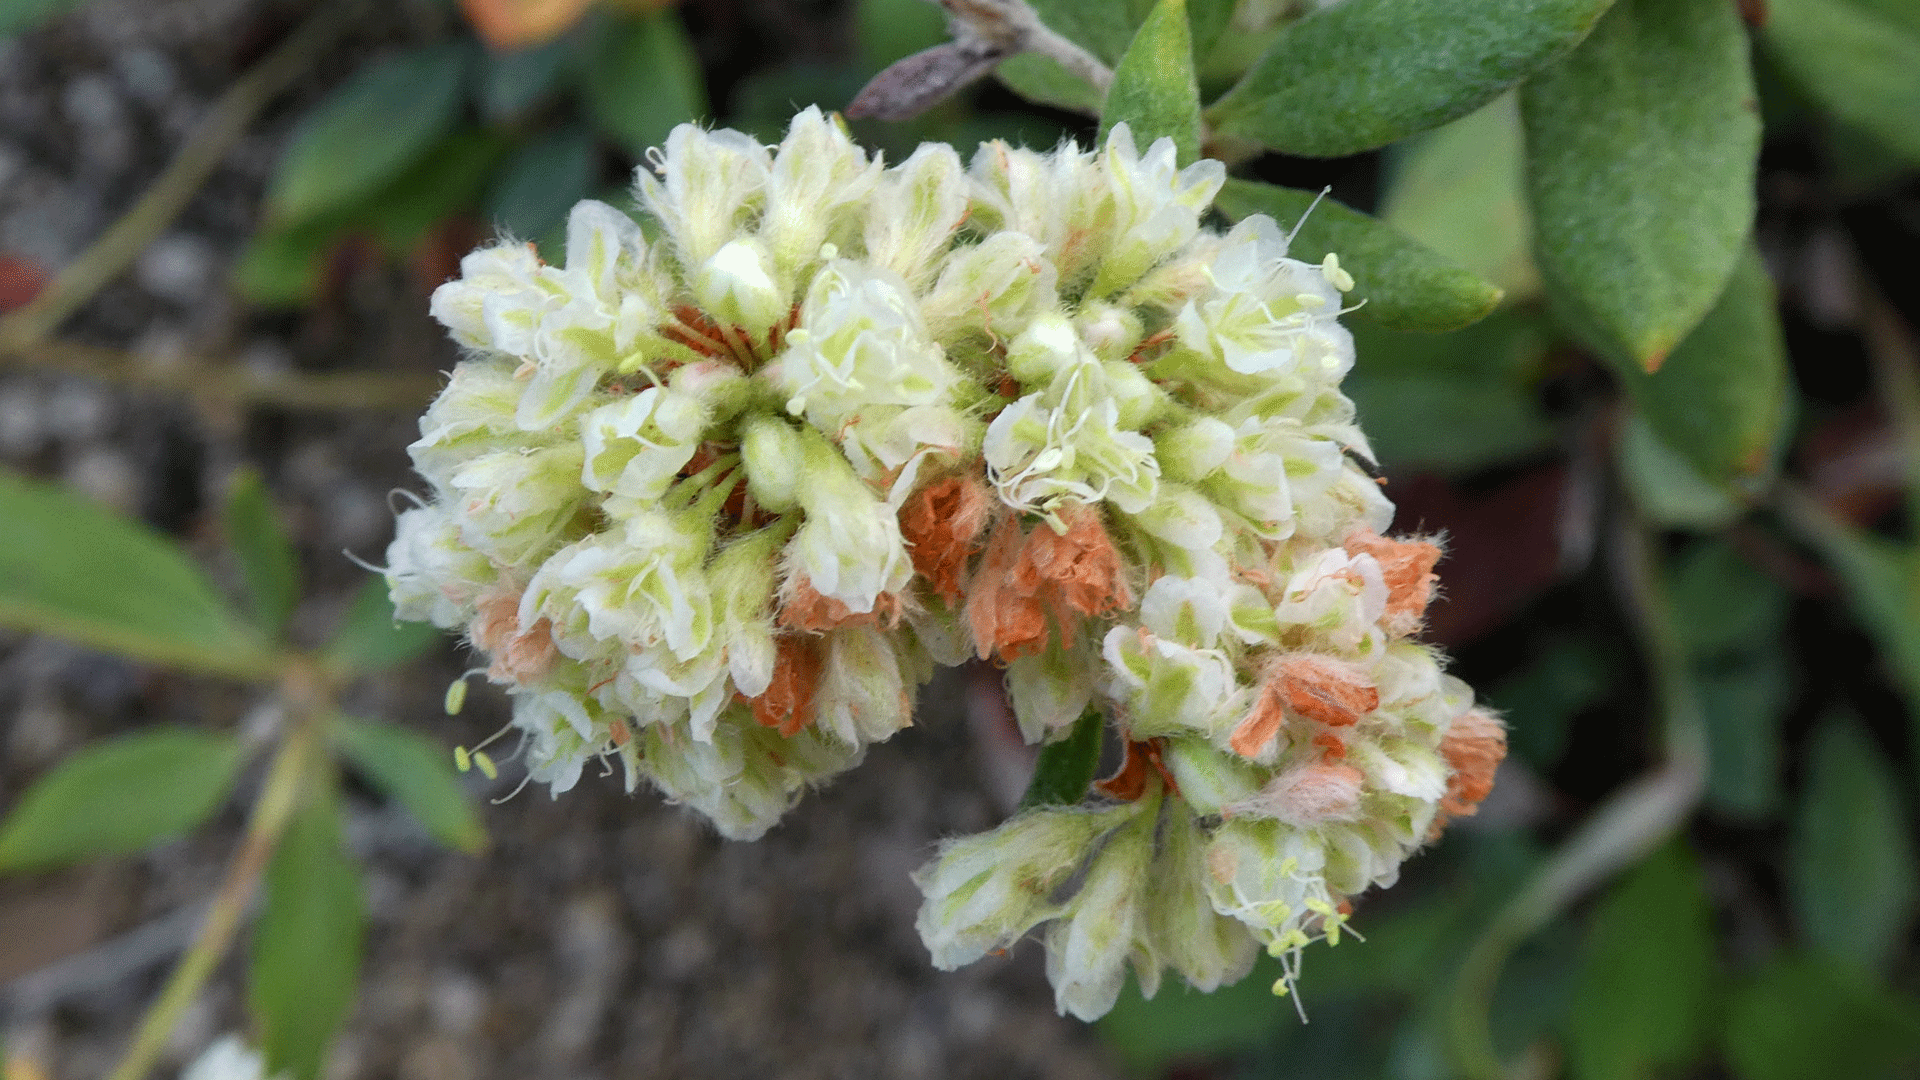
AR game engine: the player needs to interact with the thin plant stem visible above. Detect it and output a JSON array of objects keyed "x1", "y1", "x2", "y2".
[
  {"x1": 0, "y1": 0, "x2": 363, "y2": 352},
  {"x1": 1446, "y1": 515, "x2": 1708, "y2": 1080},
  {"x1": 103, "y1": 704, "x2": 319, "y2": 1080}
]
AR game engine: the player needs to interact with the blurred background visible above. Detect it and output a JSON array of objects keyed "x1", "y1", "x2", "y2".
[{"x1": 1, "y1": 0, "x2": 1918, "y2": 1077}]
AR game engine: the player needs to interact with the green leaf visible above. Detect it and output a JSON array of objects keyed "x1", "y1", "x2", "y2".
[
  {"x1": 1779, "y1": 502, "x2": 1920, "y2": 712},
  {"x1": 1667, "y1": 538, "x2": 1790, "y2": 658},
  {"x1": 332, "y1": 716, "x2": 485, "y2": 854},
  {"x1": 995, "y1": 53, "x2": 1104, "y2": 115},
  {"x1": 1764, "y1": 0, "x2": 1920, "y2": 166},
  {"x1": 1185, "y1": 0, "x2": 1235, "y2": 62},
  {"x1": 478, "y1": 34, "x2": 578, "y2": 122},
  {"x1": 1099, "y1": 0, "x2": 1200, "y2": 164},
  {"x1": 580, "y1": 11, "x2": 706, "y2": 160},
  {"x1": 1522, "y1": 0, "x2": 1760, "y2": 371},
  {"x1": 1024, "y1": 0, "x2": 1142, "y2": 65},
  {"x1": 1381, "y1": 94, "x2": 1540, "y2": 304},
  {"x1": 223, "y1": 469, "x2": 299, "y2": 639},
  {"x1": 1204, "y1": 0, "x2": 1615, "y2": 157},
  {"x1": 0, "y1": 0, "x2": 85, "y2": 37},
  {"x1": 355, "y1": 128, "x2": 515, "y2": 252},
  {"x1": 1489, "y1": 638, "x2": 1610, "y2": 769},
  {"x1": 1615, "y1": 414, "x2": 1743, "y2": 531},
  {"x1": 0, "y1": 729, "x2": 243, "y2": 871},
  {"x1": 232, "y1": 218, "x2": 336, "y2": 308},
  {"x1": 250, "y1": 793, "x2": 363, "y2": 1080},
  {"x1": 266, "y1": 44, "x2": 473, "y2": 224},
  {"x1": 1789, "y1": 715, "x2": 1919, "y2": 974},
  {"x1": 1346, "y1": 373, "x2": 1555, "y2": 473},
  {"x1": 1613, "y1": 248, "x2": 1791, "y2": 491},
  {"x1": 1565, "y1": 843, "x2": 1717, "y2": 1080},
  {"x1": 486, "y1": 126, "x2": 598, "y2": 241},
  {"x1": 0, "y1": 471, "x2": 278, "y2": 678},
  {"x1": 1213, "y1": 179, "x2": 1504, "y2": 332},
  {"x1": 854, "y1": 0, "x2": 949, "y2": 72},
  {"x1": 1724, "y1": 955, "x2": 1920, "y2": 1080},
  {"x1": 324, "y1": 576, "x2": 442, "y2": 674},
  {"x1": 1019, "y1": 708, "x2": 1103, "y2": 810},
  {"x1": 1696, "y1": 649, "x2": 1789, "y2": 820}
]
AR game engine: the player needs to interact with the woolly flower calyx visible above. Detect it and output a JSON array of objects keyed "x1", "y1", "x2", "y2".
[{"x1": 390, "y1": 108, "x2": 1503, "y2": 1019}]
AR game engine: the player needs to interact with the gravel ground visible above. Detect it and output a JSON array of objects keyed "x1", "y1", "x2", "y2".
[{"x1": 0, "y1": 2, "x2": 1122, "y2": 1076}]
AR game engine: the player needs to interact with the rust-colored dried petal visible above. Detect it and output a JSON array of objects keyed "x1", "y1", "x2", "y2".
[
  {"x1": 899, "y1": 474, "x2": 993, "y2": 603},
  {"x1": 491, "y1": 616, "x2": 558, "y2": 683},
  {"x1": 1277, "y1": 655, "x2": 1379, "y2": 728},
  {"x1": 750, "y1": 635, "x2": 823, "y2": 736},
  {"x1": 1431, "y1": 708, "x2": 1507, "y2": 836},
  {"x1": 965, "y1": 518, "x2": 1050, "y2": 661},
  {"x1": 1094, "y1": 738, "x2": 1179, "y2": 801},
  {"x1": 779, "y1": 575, "x2": 903, "y2": 632},
  {"x1": 1229, "y1": 680, "x2": 1290, "y2": 759},
  {"x1": 1345, "y1": 528, "x2": 1442, "y2": 639},
  {"x1": 1023, "y1": 503, "x2": 1133, "y2": 619}
]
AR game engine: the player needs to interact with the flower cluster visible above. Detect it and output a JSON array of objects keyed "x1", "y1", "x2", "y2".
[{"x1": 388, "y1": 108, "x2": 1505, "y2": 1019}]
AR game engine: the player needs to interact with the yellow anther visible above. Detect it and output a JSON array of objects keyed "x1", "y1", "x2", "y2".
[
  {"x1": 473, "y1": 750, "x2": 499, "y2": 781},
  {"x1": 444, "y1": 678, "x2": 470, "y2": 716},
  {"x1": 454, "y1": 745, "x2": 472, "y2": 773}
]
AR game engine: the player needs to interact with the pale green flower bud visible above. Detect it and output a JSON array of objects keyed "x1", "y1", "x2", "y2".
[
  {"x1": 1005, "y1": 634, "x2": 1095, "y2": 743},
  {"x1": 1087, "y1": 124, "x2": 1226, "y2": 300},
  {"x1": 915, "y1": 804, "x2": 1127, "y2": 970},
  {"x1": 1153, "y1": 417, "x2": 1236, "y2": 483},
  {"x1": 763, "y1": 106, "x2": 883, "y2": 286},
  {"x1": 1045, "y1": 805, "x2": 1155, "y2": 1020},
  {"x1": 922, "y1": 230, "x2": 1060, "y2": 344},
  {"x1": 579, "y1": 386, "x2": 707, "y2": 499},
  {"x1": 693, "y1": 238, "x2": 789, "y2": 335},
  {"x1": 446, "y1": 444, "x2": 585, "y2": 567},
  {"x1": 814, "y1": 626, "x2": 913, "y2": 745},
  {"x1": 864, "y1": 141, "x2": 969, "y2": 290},
  {"x1": 741, "y1": 415, "x2": 804, "y2": 513},
  {"x1": 1140, "y1": 806, "x2": 1259, "y2": 995},
  {"x1": 773, "y1": 259, "x2": 955, "y2": 432},
  {"x1": 637, "y1": 124, "x2": 771, "y2": 270},
  {"x1": 1160, "y1": 737, "x2": 1264, "y2": 815},
  {"x1": 787, "y1": 430, "x2": 912, "y2": 613}
]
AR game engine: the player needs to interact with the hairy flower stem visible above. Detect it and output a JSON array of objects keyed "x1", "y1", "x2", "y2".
[
  {"x1": 104, "y1": 670, "x2": 327, "y2": 1080},
  {"x1": 1446, "y1": 515, "x2": 1707, "y2": 1080},
  {"x1": 0, "y1": 0, "x2": 363, "y2": 353}
]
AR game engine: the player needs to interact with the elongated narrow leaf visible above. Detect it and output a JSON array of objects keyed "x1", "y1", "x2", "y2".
[
  {"x1": 1381, "y1": 94, "x2": 1540, "y2": 304},
  {"x1": 324, "y1": 577, "x2": 441, "y2": 674},
  {"x1": 223, "y1": 469, "x2": 299, "y2": 639},
  {"x1": 1696, "y1": 652, "x2": 1788, "y2": 821},
  {"x1": 0, "y1": 729, "x2": 243, "y2": 871},
  {"x1": 251, "y1": 794, "x2": 363, "y2": 1080},
  {"x1": 1019, "y1": 708, "x2": 1104, "y2": 810},
  {"x1": 0, "y1": 471, "x2": 278, "y2": 678},
  {"x1": 1790, "y1": 716, "x2": 1918, "y2": 974},
  {"x1": 1205, "y1": 0, "x2": 1615, "y2": 157},
  {"x1": 1764, "y1": 0, "x2": 1920, "y2": 166},
  {"x1": 580, "y1": 11, "x2": 706, "y2": 159},
  {"x1": 1616, "y1": 415, "x2": 1743, "y2": 531},
  {"x1": 1214, "y1": 179, "x2": 1503, "y2": 332},
  {"x1": 1780, "y1": 499, "x2": 1920, "y2": 715},
  {"x1": 1523, "y1": 0, "x2": 1760, "y2": 371},
  {"x1": 478, "y1": 33, "x2": 579, "y2": 121},
  {"x1": 1724, "y1": 956, "x2": 1920, "y2": 1080},
  {"x1": 332, "y1": 716, "x2": 485, "y2": 853},
  {"x1": 1565, "y1": 843, "x2": 1717, "y2": 1080},
  {"x1": 266, "y1": 44, "x2": 472, "y2": 224},
  {"x1": 1100, "y1": 0, "x2": 1200, "y2": 163}
]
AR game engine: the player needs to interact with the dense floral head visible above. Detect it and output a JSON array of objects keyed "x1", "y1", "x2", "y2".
[{"x1": 389, "y1": 108, "x2": 1503, "y2": 1019}]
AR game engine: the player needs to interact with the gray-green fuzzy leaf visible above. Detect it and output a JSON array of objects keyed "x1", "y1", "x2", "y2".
[
  {"x1": 0, "y1": 729, "x2": 244, "y2": 871},
  {"x1": 1019, "y1": 708, "x2": 1104, "y2": 810},
  {"x1": 1100, "y1": 0, "x2": 1200, "y2": 163},
  {"x1": 1523, "y1": 0, "x2": 1760, "y2": 370},
  {"x1": 1205, "y1": 0, "x2": 1616, "y2": 157},
  {"x1": 324, "y1": 576, "x2": 441, "y2": 674},
  {"x1": 266, "y1": 44, "x2": 471, "y2": 224},
  {"x1": 1214, "y1": 179, "x2": 1503, "y2": 332},
  {"x1": 0, "y1": 470, "x2": 278, "y2": 679}
]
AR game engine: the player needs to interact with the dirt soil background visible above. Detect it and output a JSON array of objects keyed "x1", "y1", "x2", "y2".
[{"x1": 0, "y1": 1, "x2": 1122, "y2": 1076}]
